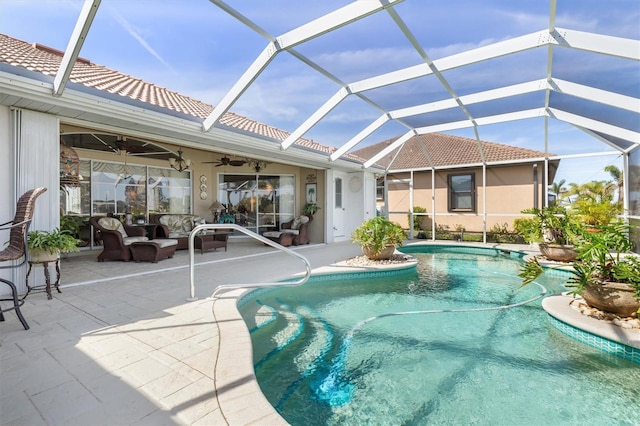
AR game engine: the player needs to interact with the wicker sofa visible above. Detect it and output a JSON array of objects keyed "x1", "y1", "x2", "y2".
[{"x1": 153, "y1": 214, "x2": 206, "y2": 250}]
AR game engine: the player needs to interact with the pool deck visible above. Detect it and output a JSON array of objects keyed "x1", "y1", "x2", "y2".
[{"x1": 1, "y1": 240, "x2": 637, "y2": 425}]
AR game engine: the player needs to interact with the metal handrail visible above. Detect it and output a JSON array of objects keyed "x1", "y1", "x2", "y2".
[{"x1": 187, "y1": 223, "x2": 312, "y2": 300}]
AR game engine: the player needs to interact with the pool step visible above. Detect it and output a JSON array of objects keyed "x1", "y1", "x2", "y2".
[
  {"x1": 252, "y1": 301, "x2": 304, "y2": 367},
  {"x1": 243, "y1": 299, "x2": 278, "y2": 332},
  {"x1": 275, "y1": 306, "x2": 334, "y2": 411},
  {"x1": 291, "y1": 306, "x2": 333, "y2": 374}
]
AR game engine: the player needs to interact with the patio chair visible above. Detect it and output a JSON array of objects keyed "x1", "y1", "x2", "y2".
[
  {"x1": 263, "y1": 215, "x2": 311, "y2": 246},
  {"x1": 0, "y1": 187, "x2": 47, "y2": 330},
  {"x1": 89, "y1": 216, "x2": 148, "y2": 261}
]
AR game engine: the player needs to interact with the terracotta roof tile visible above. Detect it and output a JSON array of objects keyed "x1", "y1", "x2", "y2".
[
  {"x1": 353, "y1": 133, "x2": 552, "y2": 170},
  {"x1": 0, "y1": 33, "x2": 367, "y2": 162}
]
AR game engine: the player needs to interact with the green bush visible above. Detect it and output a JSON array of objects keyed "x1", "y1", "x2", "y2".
[
  {"x1": 408, "y1": 206, "x2": 427, "y2": 231},
  {"x1": 352, "y1": 216, "x2": 407, "y2": 257}
]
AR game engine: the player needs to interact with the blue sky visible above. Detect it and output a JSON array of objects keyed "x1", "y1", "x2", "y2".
[{"x1": 1, "y1": 0, "x2": 638, "y2": 187}]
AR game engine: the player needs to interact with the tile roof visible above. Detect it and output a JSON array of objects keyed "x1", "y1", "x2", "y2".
[
  {"x1": 0, "y1": 33, "x2": 366, "y2": 163},
  {"x1": 353, "y1": 133, "x2": 552, "y2": 170}
]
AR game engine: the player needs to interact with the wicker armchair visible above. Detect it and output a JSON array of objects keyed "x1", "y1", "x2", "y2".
[
  {"x1": 89, "y1": 216, "x2": 148, "y2": 261},
  {"x1": 263, "y1": 215, "x2": 312, "y2": 246},
  {"x1": 0, "y1": 187, "x2": 47, "y2": 330}
]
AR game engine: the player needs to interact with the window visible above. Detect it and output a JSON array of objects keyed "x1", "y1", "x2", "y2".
[
  {"x1": 376, "y1": 177, "x2": 384, "y2": 201},
  {"x1": 335, "y1": 178, "x2": 342, "y2": 208},
  {"x1": 148, "y1": 167, "x2": 191, "y2": 214},
  {"x1": 60, "y1": 160, "x2": 191, "y2": 218},
  {"x1": 448, "y1": 173, "x2": 475, "y2": 212},
  {"x1": 218, "y1": 174, "x2": 295, "y2": 232}
]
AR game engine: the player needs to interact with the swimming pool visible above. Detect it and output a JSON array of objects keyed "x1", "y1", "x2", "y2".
[{"x1": 239, "y1": 246, "x2": 640, "y2": 425}]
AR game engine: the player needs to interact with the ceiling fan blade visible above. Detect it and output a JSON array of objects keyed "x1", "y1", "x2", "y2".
[{"x1": 229, "y1": 160, "x2": 246, "y2": 166}]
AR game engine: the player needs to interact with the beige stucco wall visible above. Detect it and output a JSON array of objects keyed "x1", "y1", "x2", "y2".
[
  {"x1": 387, "y1": 163, "x2": 545, "y2": 232},
  {"x1": 60, "y1": 124, "x2": 327, "y2": 242}
]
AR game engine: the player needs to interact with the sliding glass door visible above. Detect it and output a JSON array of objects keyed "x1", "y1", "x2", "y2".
[{"x1": 218, "y1": 174, "x2": 295, "y2": 233}]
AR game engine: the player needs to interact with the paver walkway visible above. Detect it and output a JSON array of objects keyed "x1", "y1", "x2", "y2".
[{"x1": 0, "y1": 240, "x2": 363, "y2": 425}]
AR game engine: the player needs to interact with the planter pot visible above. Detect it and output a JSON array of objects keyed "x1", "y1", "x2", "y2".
[
  {"x1": 582, "y1": 281, "x2": 640, "y2": 317},
  {"x1": 362, "y1": 245, "x2": 395, "y2": 260},
  {"x1": 29, "y1": 248, "x2": 60, "y2": 263},
  {"x1": 538, "y1": 243, "x2": 577, "y2": 262}
]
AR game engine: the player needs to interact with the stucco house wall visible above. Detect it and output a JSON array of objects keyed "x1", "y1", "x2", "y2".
[{"x1": 387, "y1": 162, "x2": 547, "y2": 233}]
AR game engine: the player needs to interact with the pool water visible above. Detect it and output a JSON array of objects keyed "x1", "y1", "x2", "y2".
[{"x1": 239, "y1": 247, "x2": 640, "y2": 425}]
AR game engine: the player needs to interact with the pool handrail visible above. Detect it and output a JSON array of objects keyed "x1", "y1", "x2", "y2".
[{"x1": 188, "y1": 223, "x2": 312, "y2": 300}]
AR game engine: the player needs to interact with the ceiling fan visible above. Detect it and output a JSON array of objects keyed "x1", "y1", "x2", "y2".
[{"x1": 203, "y1": 156, "x2": 247, "y2": 167}]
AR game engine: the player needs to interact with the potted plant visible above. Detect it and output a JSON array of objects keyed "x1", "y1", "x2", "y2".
[
  {"x1": 28, "y1": 228, "x2": 81, "y2": 262},
  {"x1": 351, "y1": 216, "x2": 407, "y2": 260},
  {"x1": 520, "y1": 222, "x2": 640, "y2": 317},
  {"x1": 302, "y1": 203, "x2": 320, "y2": 216},
  {"x1": 520, "y1": 206, "x2": 579, "y2": 262}
]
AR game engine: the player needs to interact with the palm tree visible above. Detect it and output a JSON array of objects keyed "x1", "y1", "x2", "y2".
[
  {"x1": 549, "y1": 179, "x2": 567, "y2": 204},
  {"x1": 570, "y1": 180, "x2": 621, "y2": 225},
  {"x1": 604, "y1": 164, "x2": 623, "y2": 203},
  {"x1": 564, "y1": 182, "x2": 582, "y2": 204}
]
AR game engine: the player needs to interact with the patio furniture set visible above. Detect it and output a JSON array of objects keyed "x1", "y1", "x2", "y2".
[{"x1": 89, "y1": 214, "x2": 230, "y2": 263}]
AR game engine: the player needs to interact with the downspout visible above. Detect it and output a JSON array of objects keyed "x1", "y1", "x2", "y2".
[
  {"x1": 533, "y1": 164, "x2": 539, "y2": 208},
  {"x1": 431, "y1": 169, "x2": 436, "y2": 241},
  {"x1": 544, "y1": 159, "x2": 549, "y2": 208},
  {"x1": 623, "y1": 152, "x2": 629, "y2": 221},
  {"x1": 482, "y1": 164, "x2": 487, "y2": 243},
  {"x1": 409, "y1": 170, "x2": 414, "y2": 239}
]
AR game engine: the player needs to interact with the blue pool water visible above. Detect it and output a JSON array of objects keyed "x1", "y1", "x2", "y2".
[{"x1": 239, "y1": 246, "x2": 640, "y2": 425}]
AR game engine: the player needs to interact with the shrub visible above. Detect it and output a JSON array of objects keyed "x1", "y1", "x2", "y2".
[{"x1": 408, "y1": 206, "x2": 427, "y2": 231}]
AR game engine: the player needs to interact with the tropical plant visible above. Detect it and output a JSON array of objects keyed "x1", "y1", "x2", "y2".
[
  {"x1": 408, "y1": 206, "x2": 427, "y2": 231},
  {"x1": 605, "y1": 164, "x2": 623, "y2": 204},
  {"x1": 549, "y1": 179, "x2": 567, "y2": 205},
  {"x1": 519, "y1": 206, "x2": 579, "y2": 245},
  {"x1": 488, "y1": 222, "x2": 522, "y2": 244},
  {"x1": 569, "y1": 180, "x2": 622, "y2": 226},
  {"x1": 513, "y1": 217, "x2": 539, "y2": 244},
  {"x1": 27, "y1": 228, "x2": 81, "y2": 255},
  {"x1": 302, "y1": 203, "x2": 320, "y2": 216},
  {"x1": 351, "y1": 216, "x2": 406, "y2": 258},
  {"x1": 60, "y1": 214, "x2": 82, "y2": 239},
  {"x1": 520, "y1": 222, "x2": 640, "y2": 307}
]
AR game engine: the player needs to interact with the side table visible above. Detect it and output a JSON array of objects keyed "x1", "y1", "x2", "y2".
[
  {"x1": 25, "y1": 259, "x2": 61, "y2": 300},
  {"x1": 131, "y1": 223, "x2": 158, "y2": 239},
  {"x1": 194, "y1": 232, "x2": 229, "y2": 254}
]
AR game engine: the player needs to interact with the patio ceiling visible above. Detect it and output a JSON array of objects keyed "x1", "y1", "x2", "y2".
[{"x1": 5, "y1": 0, "x2": 640, "y2": 171}]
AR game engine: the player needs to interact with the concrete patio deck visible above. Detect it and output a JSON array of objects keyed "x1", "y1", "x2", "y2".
[
  {"x1": 0, "y1": 239, "x2": 366, "y2": 425},
  {"x1": 3, "y1": 239, "x2": 634, "y2": 425}
]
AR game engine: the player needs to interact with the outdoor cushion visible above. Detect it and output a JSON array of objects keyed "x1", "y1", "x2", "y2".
[
  {"x1": 123, "y1": 236, "x2": 149, "y2": 245},
  {"x1": 150, "y1": 238, "x2": 178, "y2": 248},
  {"x1": 181, "y1": 217, "x2": 194, "y2": 232},
  {"x1": 291, "y1": 215, "x2": 309, "y2": 230},
  {"x1": 98, "y1": 217, "x2": 128, "y2": 238},
  {"x1": 97, "y1": 217, "x2": 149, "y2": 245}
]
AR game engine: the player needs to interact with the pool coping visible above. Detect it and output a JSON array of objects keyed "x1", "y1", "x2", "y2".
[{"x1": 542, "y1": 294, "x2": 640, "y2": 351}]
